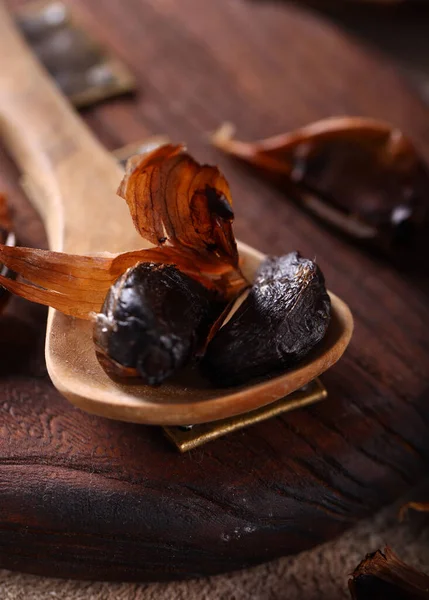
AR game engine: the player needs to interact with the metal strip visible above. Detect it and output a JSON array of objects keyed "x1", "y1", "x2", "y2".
[
  {"x1": 163, "y1": 379, "x2": 327, "y2": 452},
  {"x1": 16, "y1": 0, "x2": 135, "y2": 108}
]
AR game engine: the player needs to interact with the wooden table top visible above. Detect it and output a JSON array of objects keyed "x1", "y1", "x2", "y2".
[{"x1": 1, "y1": 0, "x2": 429, "y2": 582}]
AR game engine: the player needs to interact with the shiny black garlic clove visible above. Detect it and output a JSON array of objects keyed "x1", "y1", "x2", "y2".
[
  {"x1": 94, "y1": 262, "x2": 224, "y2": 385},
  {"x1": 201, "y1": 252, "x2": 331, "y2": 387}
]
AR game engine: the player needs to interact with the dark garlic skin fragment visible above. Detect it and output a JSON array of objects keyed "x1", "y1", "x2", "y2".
[
  {"x1": 94, "y1": 263, "x2": 224, "y2": 385},
  {"x1": 349, "y1": 547, "x2": 429, "y2": 600},
  {"x1": 213, "y1": 119, "x2": 429, "y2": 256},
  {"x1": 0, "y1": 194, "x2": 16, "y2": 313},
  {"x1": 292, "y1": 133, "x2": 429, "y2": 252},
  {"x1": 201, "y1": 252, "x2": 331, "y2": 387}
]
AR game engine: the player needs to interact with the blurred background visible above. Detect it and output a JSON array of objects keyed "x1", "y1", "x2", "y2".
[{"x1": 303, "y1": 1, "x2": 429, "y2": 105}]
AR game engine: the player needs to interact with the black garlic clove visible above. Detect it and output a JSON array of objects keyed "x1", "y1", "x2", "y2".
[
  {"x1": 94, "y1": 263, "x2": 224, "y2": 385},
  {"x1": 201, "y1": 252, "x2": 331, "y2": 387}
]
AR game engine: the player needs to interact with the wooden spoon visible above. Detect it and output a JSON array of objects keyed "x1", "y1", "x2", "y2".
[{"x1": 0, "y1": 2, "x2": 353, "y2": 425}]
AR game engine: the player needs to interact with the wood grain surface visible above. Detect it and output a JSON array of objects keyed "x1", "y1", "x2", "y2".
[
  {"x1": 307, "y1": 1, "x2": 429, "y2": 107},
  {"x1": 1, "y1": 0, "x2": 429, "y2": 582}
]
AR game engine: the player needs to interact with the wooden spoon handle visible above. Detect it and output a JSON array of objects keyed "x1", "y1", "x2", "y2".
[{"x1": 0, "y1": 1, "x2": 140, "y2": 255}]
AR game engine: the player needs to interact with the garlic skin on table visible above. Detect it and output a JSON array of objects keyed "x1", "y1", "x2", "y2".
[{"x1": 212, "y1": 117, "x2": 429, "y2": 255}]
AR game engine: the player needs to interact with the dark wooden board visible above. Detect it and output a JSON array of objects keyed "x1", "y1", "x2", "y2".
[{"x1": 1, "y1": 0, "x2": 429, "y2": 582}]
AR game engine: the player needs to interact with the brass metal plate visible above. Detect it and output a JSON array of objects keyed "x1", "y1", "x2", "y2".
[
  {"x1": 163, "y1": 379, "x2": 327, "y2": 452},
  {"x1": 16, "y1": 0, "x2": 135, "y2": 108}
]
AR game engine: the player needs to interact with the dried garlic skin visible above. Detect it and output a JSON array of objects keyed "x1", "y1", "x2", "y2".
[
  {"x1": 0, "y1": 145, "x2": 248, "y2": 319},
  {"x1": 0, "y1": 194, "x2": 16, "y2": 313},
  {"x1": 349, "y1": 546, "x2": 429, "y2": 600},
  {"x1": 202, "y1": 252, "x2": 331, "y2": 387},
  {"x1": 94, "y1": 263, "x2": 224, "y2": 385},
  {"x1": 213, "y1": 119, "x2": 429, "y2": 255},
  {"x1": 0, "y1": 228, "x2": 14, "y2": 307},
  {"x1": 293, "y1": 133, "x2": 429, "y2": 251}
]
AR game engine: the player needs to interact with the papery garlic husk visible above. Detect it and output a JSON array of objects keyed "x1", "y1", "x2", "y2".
[{"x1": 212, "y1": 117, "x2": 429, "y2": 254}]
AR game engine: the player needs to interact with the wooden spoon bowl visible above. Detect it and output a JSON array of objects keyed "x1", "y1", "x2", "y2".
[
  {"x1": 49, "y1": 242, "x2": 352, "y2": 425},
  {"x1": 0, "y1": 2, "x2": 352, "y2": 425}
]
